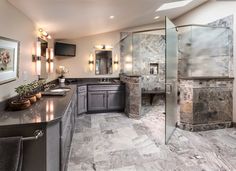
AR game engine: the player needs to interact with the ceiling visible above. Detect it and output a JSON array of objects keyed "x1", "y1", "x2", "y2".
[{"x1": 8, "y1": 0, "x2": 208, "y2": 39}]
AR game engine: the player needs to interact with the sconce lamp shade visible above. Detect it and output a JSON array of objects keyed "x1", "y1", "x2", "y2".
[
  {"x1": 88, "y1": 53, "x2": 94, "y2": 71},
  {"x1": 46, "y1": 48, "x2": 54, "y2": 73},
  {"x1": 36, "y1": 59, "x2": 41, "y2": 76},
  {"x1": 36, "y1": 41, "x2": 41, "y2": 76},
  {"x1": 49, "y1": 48, "x2": 54, "y2": 73}
]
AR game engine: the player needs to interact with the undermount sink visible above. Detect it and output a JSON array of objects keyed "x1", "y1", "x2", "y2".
[
  {"x1": 99, "y1": 81, "x2": 112, "y2": 84},
  {"x1": 50, "y1": 88, "x2": 71, "y2": 93}
]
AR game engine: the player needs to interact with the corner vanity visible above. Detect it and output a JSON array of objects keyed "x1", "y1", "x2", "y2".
[{"x1": 0, "y1": 80, "x2": 125, "y2": 171}]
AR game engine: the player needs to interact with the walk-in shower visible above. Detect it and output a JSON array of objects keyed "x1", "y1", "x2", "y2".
[{"x1": 118, "y1": 17, "x2": 232, "y2": 143}]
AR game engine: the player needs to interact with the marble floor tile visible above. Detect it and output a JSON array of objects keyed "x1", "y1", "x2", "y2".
[
  {"x1": 68, "y1": 105, "x2": 236, "y2": 171},
  {"x1": 109, "y1": 165, "x2": 136, "y2": 171}
]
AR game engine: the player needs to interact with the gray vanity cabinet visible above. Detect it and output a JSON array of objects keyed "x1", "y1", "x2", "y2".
[
  {"x1": 61, "y1": 92, "x2": 77, "y2": 171},
  {"x1": 88, "y1": 91, "x2": 107, "y2": 111},
  {"x1": 87, "y1": 84, "x2": 125, "y2": 112},
  {"x1": 78, "y1": 86, "x2": 87, "y2": 114},
  {"x1": 107, "y1": 91, "x2": 125, "y2": 110}
]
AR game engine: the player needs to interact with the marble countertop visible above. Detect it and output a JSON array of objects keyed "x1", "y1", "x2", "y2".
[{"x1": 0, "y1": 85, "x2": 77, "y2": 127}]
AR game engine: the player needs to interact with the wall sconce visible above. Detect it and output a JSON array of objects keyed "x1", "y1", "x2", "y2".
[
  {"x1": 94, "y1": 45, "x2": 113, "y2": 50},
  {"x1": 46, "y1": 48, "x2": 54, "y2": 73},
  {"x1": 88, "y1": 53, "x2": 94, "y2": 71},
  {"x1": 114, "y1": 54, "x2": 119, "y2": 71},
  {"x1": 32, "y1": 41, "x2": 41, "y2": 76},
  {"x1": 38, "y1": 28, "x2": 52, "y2": 40}
]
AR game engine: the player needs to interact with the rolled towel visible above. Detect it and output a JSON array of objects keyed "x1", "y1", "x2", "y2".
[{"x1": 0, "y1": 136, "x2": 23, "y2": 171}]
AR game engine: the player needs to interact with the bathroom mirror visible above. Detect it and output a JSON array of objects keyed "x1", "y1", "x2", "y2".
[
  {"x1": 95, "y1": 50, "x2": 112, "y2": 75},
  {"x1": 38, "y1": 38, "x2": 48, "y2": 79}
]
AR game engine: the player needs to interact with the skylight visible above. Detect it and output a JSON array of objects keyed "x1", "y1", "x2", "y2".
[{"x1": 156, "y1": 0, "x2": 193, "y2": 11}]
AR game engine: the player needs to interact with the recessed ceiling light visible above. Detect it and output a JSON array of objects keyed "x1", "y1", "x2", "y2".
[
  {"x1": 156, "y1": 0, "x2": 193, "y2": 11},
  {"x1": 109, "y1": 16, "x2": 115, "y2": 19},
  {"x1": 154, "y1": 16, "x2": 160, "y2": 20}
]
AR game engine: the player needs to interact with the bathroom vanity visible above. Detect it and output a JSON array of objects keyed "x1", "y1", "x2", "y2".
[
  {"x1": 77, "y1": 83, "x2": 125, "y2": 114},
  {"x1": 0, "y1": 85, "x2": 77, "y2": 171}
]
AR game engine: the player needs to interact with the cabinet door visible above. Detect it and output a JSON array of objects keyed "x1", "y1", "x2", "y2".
[
  {"x1": 78, "y1": 92, "x2": 87, "y2": 114},
  {"x1": 107, "y1": 91, "x2": 125, "y2": 110},
  {"x1": 88, "y1": 91, "x2": 107, "y2": 111}
]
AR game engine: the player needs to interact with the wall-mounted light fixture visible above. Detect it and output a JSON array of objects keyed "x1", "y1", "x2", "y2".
[
  {"x1": 94, "y1": 45, "x2": 113, "y2": 50},
  {"x1": 32, "y1": 41, "x2": 41, "y2": 76},
  {"x1": 114, "y1": 54, "x2": 119, "y2": 71},
  {"x1": 88, "y1": 53, "x2": 94, "y2": 71},
  {"x1": 46, "y1": 48, "x2": 54, "y2": 73},
  {"x1": 38, "y1": 28, "x2": 52, "y2": 40}
]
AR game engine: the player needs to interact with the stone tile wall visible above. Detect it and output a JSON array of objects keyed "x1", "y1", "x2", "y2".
[
  {"x1": 179, "y1": 79, "x2": 233, "y2": 131},
  {"x1": 120, "y1": 74, "x2": 142, "y2": 119}
]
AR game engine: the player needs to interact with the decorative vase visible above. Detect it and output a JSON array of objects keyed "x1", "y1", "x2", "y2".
[
  {"x1": 59, "y1": 78, "x2": 65, "y2": 83},
  {"x1": 9, "y1": 99, "x2": 31, "y2": 111},
  {"x1": 35, "y1": 92, "x2": 42, "y2": 100}
]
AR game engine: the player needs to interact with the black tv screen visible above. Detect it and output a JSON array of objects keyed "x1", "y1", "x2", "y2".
[{"x1": 55, "y1": 42, "x2": 76, "y2": 57}]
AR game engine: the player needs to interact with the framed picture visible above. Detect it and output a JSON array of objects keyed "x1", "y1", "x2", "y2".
[{"x1": 0, "y1": 37, "x2": 20, "y2": 84}]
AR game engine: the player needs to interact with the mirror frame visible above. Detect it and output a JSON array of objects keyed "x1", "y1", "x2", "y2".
[{"x1": 95, "y1": 49, "x2": 113, "y2": 75}]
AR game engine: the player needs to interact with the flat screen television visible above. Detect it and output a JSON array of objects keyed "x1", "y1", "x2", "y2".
[{"x1": 55, "y1": 42, "x2": 76, "y2": 57}]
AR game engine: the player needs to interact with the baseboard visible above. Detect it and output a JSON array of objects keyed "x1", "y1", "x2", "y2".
[{"x1": 178, "y1": 122, "x2": 232, "y2": 132}]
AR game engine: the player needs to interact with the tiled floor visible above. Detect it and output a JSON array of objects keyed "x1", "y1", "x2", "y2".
[{"x1": 68, "y1": 105, "x2": 236, "y2": 171}]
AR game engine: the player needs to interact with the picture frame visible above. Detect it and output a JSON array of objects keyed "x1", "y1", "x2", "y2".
[{"x1": 0, "y1": 37, "x2": 20, "y2": 85}]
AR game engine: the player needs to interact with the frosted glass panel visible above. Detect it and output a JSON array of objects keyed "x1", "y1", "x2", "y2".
[
  {"x1": 120, "y1": 33, "x2": 133, "y2": 74},
  {"x1": 165, "y1": 17, "x2": 178, "y2": 144},
  {"x1": 178, "y1": 26, "x2": 230, "y2": 77}
]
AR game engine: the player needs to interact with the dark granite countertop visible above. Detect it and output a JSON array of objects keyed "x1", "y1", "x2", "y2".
[
  {"x1": 0, "y1": 85, "x2": 77, "y2": 127},
  {"x1": 120, "y1": 74, "x2": 142, "y2": 77},
  {"x1": 74, "y1": 81, "x2": 124, "y2": 86},
  {"x1": 179, "y1": 77, "x2": 234, "y2": 80},
  {"x1": 0, "y1": 80, "x2": 125, "y2": 127}
]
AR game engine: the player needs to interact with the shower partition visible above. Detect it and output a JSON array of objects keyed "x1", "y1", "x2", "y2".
[
  {"x1": 178, "y1": 24, "x2": 233, "y2": 132},
  {"x1": 178, "y1": 25, "x2": 231, "y2": 78},
  {"x1": 119, "y1": 21, "x2": 232, "y2": 141},
  {"x1": 165, "y1": 17, "x2": 178, "y2": 144}
]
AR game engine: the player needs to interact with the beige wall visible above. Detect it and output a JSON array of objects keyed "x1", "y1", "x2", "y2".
[
  {"x1": 0, "y1": 0, "x2": 57, "y2": 102},
  {"x1": 55, "y1": 22, "x2": 164, "y2": 79},
  {"x1": 174, "y1": 0, "x2": 236, "y2": 122},
  {"x1": 56, "y1": 31, "x2": 121, "y2": 78}
]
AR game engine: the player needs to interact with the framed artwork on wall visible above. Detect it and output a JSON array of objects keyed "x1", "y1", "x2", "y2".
[{"x1": 0, "y1": 37, "x2": 20, "y2": 85}]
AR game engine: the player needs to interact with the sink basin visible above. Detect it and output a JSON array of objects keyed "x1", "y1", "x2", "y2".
[
  {"x1": 50, "y1": 88, "x2": 71, "y2": 93},
  {"x1": 99, "y1": 81, "x2": 112, "y2": 84}
]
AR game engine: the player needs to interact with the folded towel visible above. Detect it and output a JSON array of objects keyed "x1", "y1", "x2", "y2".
[{"x1": 0, "y1": 136, "x2": 23, "y2": 171}]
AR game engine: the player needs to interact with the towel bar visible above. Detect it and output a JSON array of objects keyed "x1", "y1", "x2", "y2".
[{"x1": 22, "y1": 130, "x2": 44, "y2": 141}]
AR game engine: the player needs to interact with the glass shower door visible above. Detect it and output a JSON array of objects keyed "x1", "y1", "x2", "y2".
[{"x1": 165, "y1": 17, "x2": 178, "y2": 144}]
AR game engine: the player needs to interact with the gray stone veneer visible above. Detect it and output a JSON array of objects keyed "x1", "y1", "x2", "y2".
[
  {"x1": 179, "y1": 79, "x2": 233, "y2": 131},
  {"x1": 120, "y1": 74, "x2": 142, "y2": 119}
]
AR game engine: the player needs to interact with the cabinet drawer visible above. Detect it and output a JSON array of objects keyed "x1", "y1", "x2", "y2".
[
  {"x1": 88, "y1": 85, "x2": 124, "y2": 91},
  {"x1": 78, "y1": 85, "x2": 87, "y2": 93}
]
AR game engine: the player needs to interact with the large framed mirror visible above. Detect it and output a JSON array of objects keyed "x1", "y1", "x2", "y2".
[
  {"x1": 95, "y1": 50, "x2": 112, "y2": 75},
  {"x1": 38, "y1": 38, "x2": 48, "y2": 79}
]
